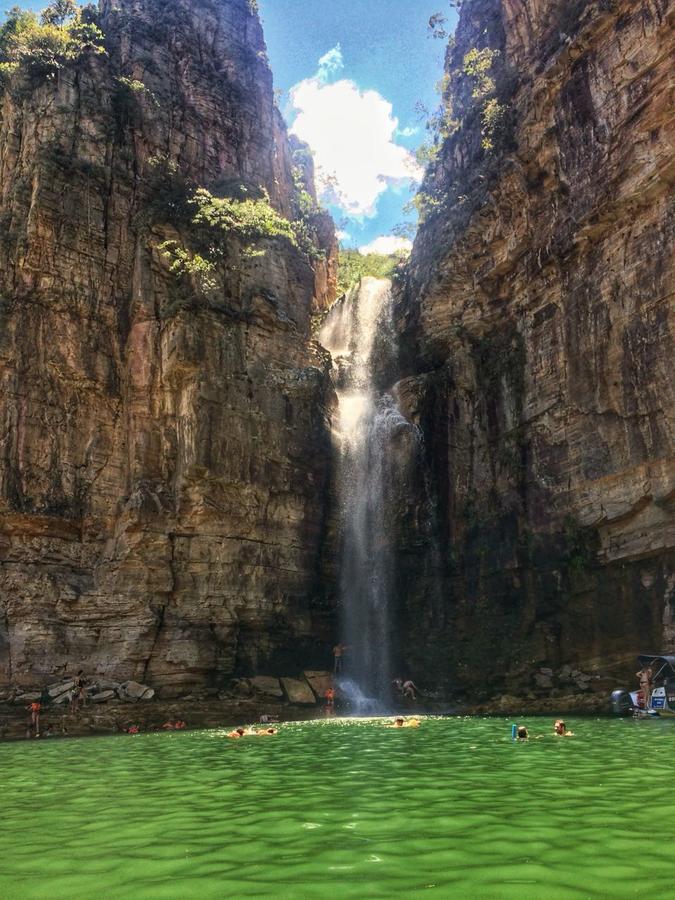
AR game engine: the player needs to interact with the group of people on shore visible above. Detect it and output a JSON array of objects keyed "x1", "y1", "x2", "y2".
[{"x1": 24, "y1": 670, "x2": 88, "y2": 738}]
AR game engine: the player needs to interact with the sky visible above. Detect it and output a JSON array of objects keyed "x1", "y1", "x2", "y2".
[
  {"x1": 9, "y1": 0, "x2": 457, "y2": 255},
  {"x1": 258, "y1": 0, "x2": 457, "y2": 253}
]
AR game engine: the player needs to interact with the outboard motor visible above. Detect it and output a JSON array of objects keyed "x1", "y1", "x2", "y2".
[{"x1": 611, "y1": 689, "x2": 633, "y2": 716}]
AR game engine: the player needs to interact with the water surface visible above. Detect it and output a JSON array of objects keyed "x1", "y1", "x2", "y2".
[{"x1": 1, "y1": 716, "x2": 672, "y2": 898}]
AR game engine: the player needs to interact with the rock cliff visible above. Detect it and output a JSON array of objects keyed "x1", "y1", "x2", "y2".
[
  {"x1": 394, "y1": 0, "x2": 674, "y2": 697},
  {"x1": 0, "y1": 0, "x2": 337, "y2": 696}
]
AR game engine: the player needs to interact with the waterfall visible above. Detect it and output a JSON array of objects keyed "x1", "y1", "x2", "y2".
[{"x1": 319, "y1": 277, "x2": 417, "y2": 711}]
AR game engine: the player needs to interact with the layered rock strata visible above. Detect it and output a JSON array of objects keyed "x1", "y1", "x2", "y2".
[
  {"x1": 0, "y1": 0, "x2": 337, "y2": 695},
  {"x1": 394, "y1": 0, "x2": 675, "y2": 696}
]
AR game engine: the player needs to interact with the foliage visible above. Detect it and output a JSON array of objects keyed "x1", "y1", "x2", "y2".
[
  {"x1": 190, "y1": 187, "x2": 297, "y2": 246},
  {"x1": 155, "y1": 177, "x2": 324, "y2": 293},
  {"x1": 336, "y1": 250, "x2": 402, "y2": 296},
  {"x1": 403, "y1": 190, "x2": 442, "y2": 225},
  {"x1": 0, "y1": 1, "x2": 104, "y2": 83},
  {"x1": 427, "y1": 2, "x2": 463, "y2": 39},
  {"x1": 462, "y1": 47, "x2": 506, "y2": 150}
]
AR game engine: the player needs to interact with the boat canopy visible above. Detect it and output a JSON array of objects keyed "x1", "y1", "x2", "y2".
[{"x1": 637, "y1": 655, "x2": 675, "y2": 676}]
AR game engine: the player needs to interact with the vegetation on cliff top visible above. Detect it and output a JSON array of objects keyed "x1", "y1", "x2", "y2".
[
  {"x1": 336, "y1": 249, "x2": 404, "y2": 296},
  {"x1": 0, "y1": 0, "x2": 104, "y2": 85}
]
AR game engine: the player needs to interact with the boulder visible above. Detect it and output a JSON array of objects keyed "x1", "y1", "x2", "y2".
[
  {"x1": 95, "y1": 680, "x2": 121, "y2": 692},
  {"x1": 281, "y1": 677, "x2": 316, "y2": 705},
  {"x1": 53, "y1": 691, "x2": 71, "y2": 705},
  {"x1": 534, "y1": 673, "x2": 553, "y2": 689},
  {"x1": 250, "y1": 676, "x2": 283, "y2": 698},
  {"x1": 15, "y1": 692, "x2": 41, "y2": 703},
  {"x1": 118, "y1": 681, "x2": 154, "y2": 701},
  {"x1": 303, "y1": 671, "x2": 333, "y2": 699},
  {"x1": 48, "y1": 681, "x2": 74, "y2": 698},
  {"x1": 91, "y1": 690, "x2": 116, "y2": 703}
]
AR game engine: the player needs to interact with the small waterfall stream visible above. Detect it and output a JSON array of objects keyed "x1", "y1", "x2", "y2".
[{"x1": 319, "y1": 277, "x2": 418, "y2": 710}]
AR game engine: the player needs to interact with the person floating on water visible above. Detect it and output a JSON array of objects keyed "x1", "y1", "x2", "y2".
[
  {"x1": 516, "y1": 725, "x2": 529, "y2": 740},
  {"x1": 387, "y1": 716, "x2": 420, "y2": 728},
  {"x1": 636, "y1": 663, "x2": 653, "y2": 709},
  {"x1": 227, "y1": 725, "x2": 277, "y2": 738},
  {"x1": 554, "y1": 719, "x2": 574, "y2": 736},
  {"x1": 333, "y1": 643, "x2": 348, "y2": 674}
]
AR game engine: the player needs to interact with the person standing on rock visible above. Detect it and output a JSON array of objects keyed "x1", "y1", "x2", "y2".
[
  {"x1": 324, "y1": 686, "x2": 335, "y2": 715},
  {"x1": 70, "y1": 670, "x2": 86, "y2": 714},
  {"x1": 333, "y1": 644, "x2": 348, "y2": 674},
  {"x1": 27, "y1": 700, "x2": 41, "y2": 736}
]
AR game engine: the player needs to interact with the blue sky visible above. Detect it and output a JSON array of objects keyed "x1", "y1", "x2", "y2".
[
  {"x1": 8, "y1": 0, "x2": 457, "y2": 253},
  {"x1": 258, "y1": 0, "x2": 456, "y2": 252}
]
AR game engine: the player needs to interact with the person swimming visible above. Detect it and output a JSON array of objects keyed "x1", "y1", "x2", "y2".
[
  {"x1": 516, "y1": 725, "x2": 528, "y2": 740},
  {"x1": 387, "y1": 717, "x2": 420, "y2": 728},
  {"x1": 554, "y1": 719, "x2": 574, "y2": 736},
  {"x1": 227, "y1": 727, "x2": 246, "y2": 739}
]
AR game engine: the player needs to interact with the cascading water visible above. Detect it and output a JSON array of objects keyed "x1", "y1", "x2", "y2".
[{"x1": 319, "y1": 277, "x2": 418, "y2": 712}]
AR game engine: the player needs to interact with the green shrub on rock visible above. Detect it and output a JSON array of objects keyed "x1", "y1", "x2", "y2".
[{"x1": 0, "y1": 1, "x2": 104, "y2": 84}]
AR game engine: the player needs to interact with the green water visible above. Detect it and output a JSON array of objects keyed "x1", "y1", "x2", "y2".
[{"x1": 1, "y1": 716, "x2": 673, "y2": 898}]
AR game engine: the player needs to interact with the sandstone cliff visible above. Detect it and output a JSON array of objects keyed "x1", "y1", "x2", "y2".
[
  {"x1": 394, "y1": 0, "x2": 675, "y2": 697},
  {"x1": 0, "y1": 0, "x2": 337, "y2": 696}
]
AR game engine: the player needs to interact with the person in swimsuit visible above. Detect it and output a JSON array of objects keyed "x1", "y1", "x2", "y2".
[
  {"x1": 554, "y1": 719, "x2": 574, "y2": 736},
  {"x1": 324, "y1": 687, "x2": 335, "y2": 715},
  {"x1": 27, "y1": 701, "x2": 41, "y2": 736},
  {"x1": 227, "y1": 727, "x2": 246, "y2": 739},
  {"x1": 636, "y1": 664, "x2": 653, "y2": 709},
  {"x1": 516, "y1": 726, "x2": 529, "y2": 740}
]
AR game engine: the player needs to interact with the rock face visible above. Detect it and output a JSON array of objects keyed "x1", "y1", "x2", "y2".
[
  {"x1": 0, "y1": 0, "x2": 337, "y2": 695},
  {"x1": 393, "y1": 0, "x2": 675, "y2": 694}
]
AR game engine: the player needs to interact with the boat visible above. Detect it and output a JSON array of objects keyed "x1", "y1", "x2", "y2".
[{"x1": 611, "y1": 655, "x2": 675, "y2": 717}]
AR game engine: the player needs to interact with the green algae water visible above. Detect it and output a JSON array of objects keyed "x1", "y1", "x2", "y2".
[{"x1": 2, "y1": 716, "x2": 674, "y2": 899}]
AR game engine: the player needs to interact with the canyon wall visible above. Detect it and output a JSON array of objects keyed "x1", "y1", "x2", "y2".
[
  {"x1": 0, "y1": 0, "x2": 337, "y2": 695},
  {"x1": 395, "y1": 0, "x2": 674, "y2": 697}
]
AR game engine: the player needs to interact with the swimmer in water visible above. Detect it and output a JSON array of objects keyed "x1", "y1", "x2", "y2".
[
  {"x1": 258, "y1": 727, "x2": 278, "y2": 735},
  {"x1": 387, "y1": 717, "x2": 420, "y2": 728},
  {"x1": 554, "y1": 719, "x2": 574, "y2": 736},
  {"x1": 227, "y1": 727, "x2": 246, "y2": 739},
  {"x1": 516, "y1": 725, "x2": 528, "y2": 740}
]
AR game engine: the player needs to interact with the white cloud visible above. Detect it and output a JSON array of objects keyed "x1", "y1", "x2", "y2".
[
  {"x1": 396, "y1": 125, "x2": 420, "y2": 138},
  {"x1": 359, "y1": 235, "x2": 413, "y2": 256},
  {"x1": 336, "y1": 230, "x2": 352, "y2": 242},
  {"x1": 317, "y1": 45, "x2": 344, "y2": 82},
  {"x1": 289, "y1": 48, "x2": 423, "y2": 218}
]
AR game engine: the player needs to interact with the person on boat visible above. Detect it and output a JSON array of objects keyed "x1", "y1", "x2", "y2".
[
  {"x1": 333, "y1": 643, "x2": 348, "y2": 674},
  {"x1": 554, "y1": 719, "x2": 574, "y2": 736},
  {"x1": 516, "y1": 726, "x2": 529, "y2": 740},
  {"x1": 636, "y1": 664, "x2": 653, "y2": 708},
  {"x1": 227, "y1": 727, "x2": 246, "y2": 739}
]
